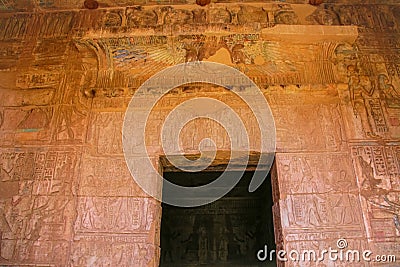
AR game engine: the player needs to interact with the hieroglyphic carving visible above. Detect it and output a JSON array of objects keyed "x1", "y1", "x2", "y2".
[
  {"x1": 280, "y1": 193, "x2": 363, "y2": 230},
  {"x1": 1, "y1": 240, "x2": 70, "y2": 265},
  {"x1": 351, "y1": 144, "x2": 400, "y2": 192},
  {"x1": 103, "y1": 10, "x2": 124, "y2": 28},
  {"x1": 79, "y1": 156, "x2": 146, "y2": 197},
  {"x1": 0, "y1": 149, "x2": 78, "y2": 263},
  {"x1": 0, "y1": 110, "x2": 3, "y2": 129},
  {"x1": 208, "y1": 8, "x2": 231, "y2": 24},
  {"x1": 0, "y1": 14, "x2": 31, "y2": 40},
  {"x1": 274, "y1": 9, "x2": 298, "y2": 25},
  {"x1": 165, "y1": 7, "x2": 193, "y2": 25},
  {"x1": 16, "y1": 72, "x2": 60, "y2": 89},
  {"x1": 306, "y1": 6, "x2": 340, "y2": 26},
  {"x1": 377, "y1": 74, "x2": 400, "y2": 108},
  {"x1": 352, "y1": 144, "x2": 400, "y2": 239},
  {"x1": 51, "y1": 75, "x2": 90, "y2": 142},
  {"x1": 75, "y1": 197, "x2": 160, "y2": 234},
  {"x1": 347, "y1": 65, "x2": 377, "y2": 137},
  {"x1": 32, "y1": 39, "x2": 70, "y2": 66},
  {"x1": 332, "y1": 5, "x2": 397, "y2": 31},
  {"x1": 36, "y1": 12, "x2": 75, "y2": 38},
  {"x1": 84, "y1": 35, "x2": 348, "y2": 94},
  {"x1": 0, "y1": 2, "x2": 399, "y2": 266},
  {"x1": 87, "y1": 112, "x2": 124, "y2": 155},
  {"x1": 70, "y1": 240, "x2": 156, "y2": 267},
  {"x1": 126, "y1": 7, "x2": 158, "y2": 27},
  {"x1": 304, "y1": 42, "x2": 338, "y2": 84},
  {"x1": 339, "y1": 64, "x2": 392, "y2": 138},
  {"x1": 0, "y1": 149, "x2": 78, "y2": 195},
  {"x1": 276, "y1": 153, "x2": 357, "y2": 197},
  {"x1": 269, "y1": 100, "x2": 344, "y2": 152},
  {"x1": 277, "y1": 153, "x2": 362, "y2": 232}
]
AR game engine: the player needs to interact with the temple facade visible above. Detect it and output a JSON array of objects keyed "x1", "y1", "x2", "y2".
[{"x1": 0, "y1": 0, "x2": 399, "y2": 266}]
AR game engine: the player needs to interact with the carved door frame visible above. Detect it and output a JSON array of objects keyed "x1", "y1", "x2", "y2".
[{"x1": 157, "y1": 151, "x2": 282, "y2": 263}]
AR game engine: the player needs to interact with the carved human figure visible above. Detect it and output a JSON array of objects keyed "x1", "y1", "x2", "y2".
[
  {"x1": 183, "y1": 44, "x2": 198, "y2": 62},
  {"x1": 357, "y1": 156, "x2": 384, "y2": 195},
  {"x1": 0, "y1": 205, "x2": 11, "y2": 261},
  {"x1": 331, "y1": 194, "x2": 357, "y2": 225},
  {"x1": 198, "y1": 226, "x2": 208, "y2": 264},
  {"x1": 81, "y1": 197, "x2": 99, "y2": 229},
  {"x1": 217, "y1": 227, "x2": 229, "y2": 261},
  {"x1": 377, "y1": 74, "x2": 400, "y2": 108},
  {"x1": 231, "y1": 44, "x2": 247, "y2": 64},
  {"x1": 291, "y1": 159, "x2": 319, "y2": 194},
  {"x1": 160, "y1": 220, "x2": 179, "y2": 263},
  {"x1": 110, "y1": 198, "x2": 130, "y2": 230},
  {"x1": 347, "y1": 65, "x2": 377, "y2": 137},
  {"x1": 52, "y1": 77, "x2": 88, "y2": 141}
]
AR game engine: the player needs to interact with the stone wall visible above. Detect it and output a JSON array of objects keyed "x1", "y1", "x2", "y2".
[{"x1": 0, "y1": 2, "x2": 399, "y2": 266}]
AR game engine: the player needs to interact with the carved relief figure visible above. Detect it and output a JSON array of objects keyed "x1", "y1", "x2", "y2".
[
  {"x1": 198, "y1": 226, "x2": 208, "y2": 264},
  {"x1": 237, "y1": 6, "x2": 268, "y2": 25},
  {"x1": 368, "y1": 194, "x2": 400, "y2": 237},
  {"x1": 274, "y1": 10, "x2": 298, "y2": 25},
  {"x1": 347, "y1": 65, "x2": 377, "y2": 137},
  {"x1": 0, "y1": 205, "x2": 11, "y2": 262},
  {"x1": 127, "y1": 7, "x2": 158, "y2": 27},
  {"x1": 191, "y1": 9, "x2": 206, "y2": 24},
  {"x1": 52, "y1": 94, "x2": 88, "y2": 142},
  {"x1": 104, "y1": 11, "x2": 123, "y2": 27},
  {"x1": 231, "y1": 44, "x2": 248, "y2": 64},
  {"x1": 209, "y1": 8, "x2": 231, "y2": 24},
  {"x1": 217, "y1": 227, "x2": 229, "y2": 261},
  {"x1": 378, "y1": 74, "x2": 400, "y2": 108},
  {"x1": 307, "y1": 8, "x2": 340, "y2": 25},
  {"x1": 330, "y1": 194, "x2": 357, "y2": 225},
  {"x1": 164, "y1": 8, "x2": 193, "y2": 25},
  {"x1": 81, "y1": 197, "x2": 99, "y2": 230},
  {"x1": 357, "y1": 156, "x2": 382, "y2": 192}
]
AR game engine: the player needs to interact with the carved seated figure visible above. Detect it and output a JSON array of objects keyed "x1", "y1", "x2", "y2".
[{"x1": 378, "y1": 74, "x2": 400, "y2": 108}]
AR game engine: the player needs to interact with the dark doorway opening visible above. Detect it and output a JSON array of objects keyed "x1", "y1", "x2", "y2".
[{"x1": 160, "y1": 171, "x2": 276, "y2": 266}]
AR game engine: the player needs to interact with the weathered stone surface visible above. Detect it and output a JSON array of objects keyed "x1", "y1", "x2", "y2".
[{"x1": 0, "y1": 2, "x2": 399, "y2": 266}]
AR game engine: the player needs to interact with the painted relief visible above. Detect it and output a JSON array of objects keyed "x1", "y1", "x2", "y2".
[
  {"x1": 0, "y1": 149, "x2": 78, "y2": 264},
  {"x1": 0, "y1": 2, "x2": 399, "y2": 266},
  {"x1": 351, "y1": 144, "x2": 400, "y2": 258}
]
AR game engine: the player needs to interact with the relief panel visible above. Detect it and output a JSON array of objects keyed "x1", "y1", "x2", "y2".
[
  {"x1": 276, "y1": 153, "x2": 357, "y2": 197},
  {"x1": 86, "y1": 112, "x2": 125, "y2": 155},
  {"x1": 70, "y1": 241, "x2": 157, "y2": 267},
  {"x1": 351, "y1": 144, "x2": 400, "y2": 241},
  {"x1": 276, "y1": 153, "x2": 365, "y2": 239},
  {"x1": 74, "y1": 197, "x2": 160, "y2": 235},
  {"x1": 78, "y1": 155, "x2": 146, "y2": 197},
  {"x1": 267, "y1": 87, "x2": 345, "y2": 152},
  {"x1": 1, "y1": 240, "x2": 70, "y2": 265},
  {"x1": 0, "y1": 149, "x2": 79, "y2": 263}
]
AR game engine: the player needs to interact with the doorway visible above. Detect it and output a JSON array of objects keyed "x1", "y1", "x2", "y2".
[{"x1": 160, "y1": 171, "x2": 277, "y2": 266}]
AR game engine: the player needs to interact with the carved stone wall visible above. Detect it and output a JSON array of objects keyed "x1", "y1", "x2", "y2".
[{"x1": 0, "y1": 1, "x2": 399, "y2": 266}]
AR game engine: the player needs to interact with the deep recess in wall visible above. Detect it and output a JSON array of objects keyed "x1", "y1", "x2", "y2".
[{"x1": 160, "y1": 171, "x2": 276, "y2": 266}]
